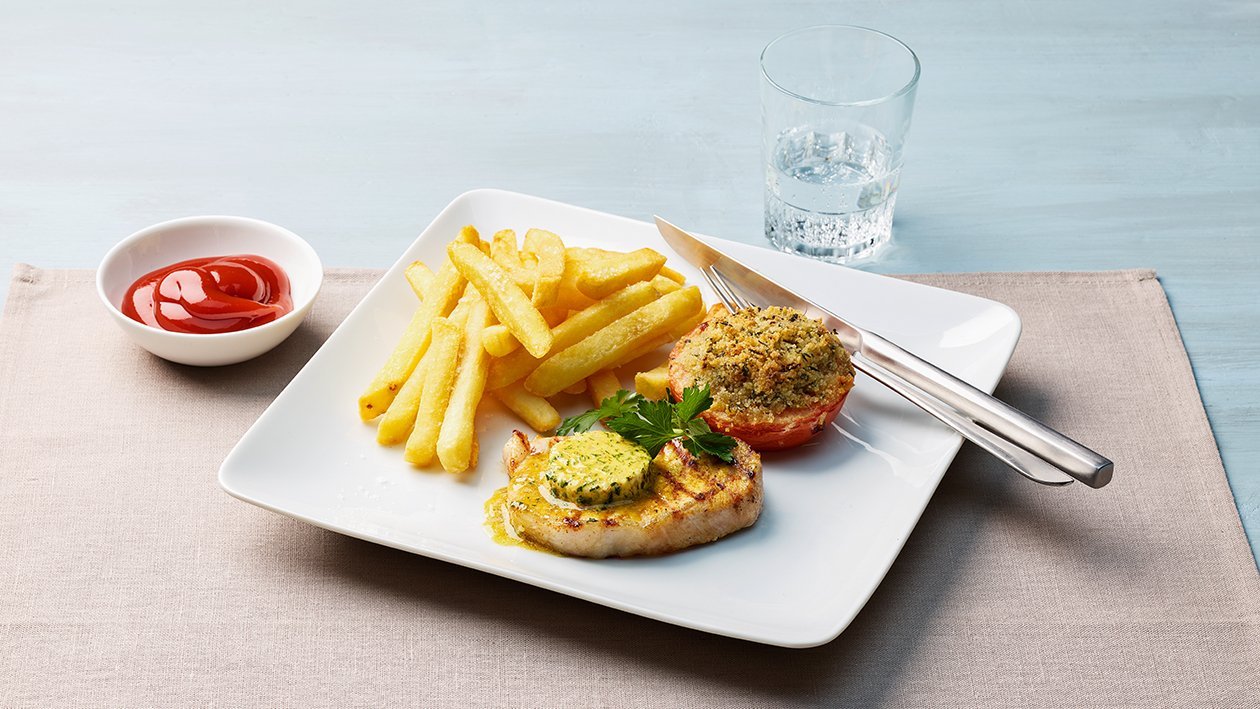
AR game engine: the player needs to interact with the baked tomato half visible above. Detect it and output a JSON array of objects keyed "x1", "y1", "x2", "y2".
[
  {"x1": 667, "y1": 374, "x2": 850, "y2": 451},
  {"x1": 667, "y1": 305, "x2": 855, "y2": 452}
]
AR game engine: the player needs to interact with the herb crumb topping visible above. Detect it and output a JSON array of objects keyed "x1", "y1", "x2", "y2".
[{"x1": 671, "y1": 306, "x2": 853, "y2": 423}]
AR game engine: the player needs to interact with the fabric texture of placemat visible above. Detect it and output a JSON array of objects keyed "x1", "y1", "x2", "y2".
[{"x1": 0, "y1": 265, "x2": 1256, "y2": 708}]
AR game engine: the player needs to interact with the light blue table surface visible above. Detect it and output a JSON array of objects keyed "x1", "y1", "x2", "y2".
[{"x1": 2, "y1": 2, "x2": 1256, "y2": 559}]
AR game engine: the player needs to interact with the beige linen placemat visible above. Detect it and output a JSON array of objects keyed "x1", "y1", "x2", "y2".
[{"x1": 1, "y1": 266, "x2": 1256, "y2": 708}]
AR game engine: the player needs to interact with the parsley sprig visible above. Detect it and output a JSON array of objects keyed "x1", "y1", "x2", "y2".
[{"x1": 556, "y1": 384, "x2": 737, "y2": 463}]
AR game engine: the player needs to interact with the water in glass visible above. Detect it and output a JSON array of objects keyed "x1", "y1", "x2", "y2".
[{"x1": 765, "y1": 125, "x2": 900, "y2": 262}]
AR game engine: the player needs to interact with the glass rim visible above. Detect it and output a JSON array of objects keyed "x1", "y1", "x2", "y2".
[{"x1": 760, "y1": 25, "x2": 921, "y2": 108}]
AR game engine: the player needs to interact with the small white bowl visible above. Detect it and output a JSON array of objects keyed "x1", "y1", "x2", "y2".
[{"x1": 97, "y1": 215, "x2": 323, "y2": 366}]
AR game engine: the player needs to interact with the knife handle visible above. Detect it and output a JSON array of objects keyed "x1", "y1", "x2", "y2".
[
  {"x1": 853, "y1": 354, "x2": 1073, "y2": 486},
  {"x1": 860, "y1": 331, "x2": 1113, "y2": 488}
]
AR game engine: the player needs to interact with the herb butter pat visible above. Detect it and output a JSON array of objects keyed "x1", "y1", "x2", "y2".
[{"x1": 544, "y1": 431, "x2": 653, "y2": 506}]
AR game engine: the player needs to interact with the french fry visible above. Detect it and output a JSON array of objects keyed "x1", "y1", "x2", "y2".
[
  {"x1": 491, "y1": 229, "x2": 536, "y2": 292},
  {"x1": 568, "y1": 246, "x2": 676, "y2": 298},
  {"x1": 554, "y1": 247, "x2": 612, "y2": 309},
  {"x1": 587, "y1": 370, "x2": 622, "y2": 407},
  {"x1": 563, "y1": 380, "x2": 587, "y2": 395},
  {"x1": 635, "y1": 364, "x2": 670, "y2": 401},
  {"x1": 358, "y1": 260, "x2": 465, "y2": 421},
  {"x1": 650, "y1": 274, "x2": 681, "y2": 294},
  {"x1": 608, "y1": 299, "x2": 707, "y2": 374},
  {"x1": 481, "y1": 308, "x2": 567, "y2": 357},
  {"x1": 659, "y1": 265, "x2": 686, "y2": 284},
  {"x1": 455, "y1": 224, "x2": 482, "y2": 248},
  {"x1": 566, "y1": 247, "x2": 616, "y2": 263},
  {"x1": 490, "y1": 229, "x2": 519, "y2": 265},
  {"x1": 524, "y1": 228, "x2": 564, "y2": 307},
  {"x1": 576, "y1": 248, "x2": 667, "y2": 299},
  {"x1": 404, "y1": 315, "x2": 466, "y2": 466},
  {"x1": 481, "y1": 324, "x2": 518, "y2": 358},
  {"x1": 613, "y1": 302, "x2": 705, "y2": 371},
  {"x1": 524, "y1": 286, "x2": 702, "y2": 397},
  {"x1": 447, "y1": 241, "x2": 554, "y2": 358},
  {"x1": 614, "y1": 333, "x2": 673, "y2": 370},
  {"x1": 607, "y1": 302, "x2": 710, "y2": 375},
  {"x1": 623, "y1": 302, "x2": 715, "y2": 374},
  {"x1": 486, "y1": 280, "x2": 660, "y2": 390},
  {"x1": 554, "y1": 268, "x2": 596, "y2": 310},
  {"x1": 494, "y1": 382, "x2": 561, "y2": 433},
  {"x1": 437, "y1": 296, "x2": 492, "y2": 473},
  {"x1": 376, "y1": 350, "x2": 427, "y2": 444},
  {"x1": 668, "y1": 304, "x2": 707, "y2": 339},
  {"x1": 547, "y1": 307, "x2": 570, "y2": 323},
  {"x1": 405, "y1": 261, "x2": 434, "y2": 300}
]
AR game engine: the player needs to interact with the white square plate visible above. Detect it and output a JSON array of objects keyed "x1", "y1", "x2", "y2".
[{"x1": 219, "y1": 189, "x2": 1021, "y2": 648}]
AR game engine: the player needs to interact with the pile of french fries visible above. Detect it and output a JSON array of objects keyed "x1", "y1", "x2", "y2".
[{"x1": 357, "y1": 225, "x2": 704, "y2": 473}]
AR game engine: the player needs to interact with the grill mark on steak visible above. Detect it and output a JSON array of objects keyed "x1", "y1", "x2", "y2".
[
  {"x1": 654, "y1": 465, "x2": 700, "y2": 503},
  {"x1": 655, "y1": 442, "x2": 708, "y2": 503},
  {"x1": 734, "y1": 454, "x2": 759, "y2": 480}
]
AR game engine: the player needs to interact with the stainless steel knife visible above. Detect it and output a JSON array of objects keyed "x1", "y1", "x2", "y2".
[{"x1": 654, "y1": 216, "x2": 1113, "y2": 489}]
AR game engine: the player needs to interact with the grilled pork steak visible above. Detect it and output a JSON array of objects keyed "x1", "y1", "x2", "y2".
[{"x1": 498, "y1": 431, "x2": 763, "y2": 558}]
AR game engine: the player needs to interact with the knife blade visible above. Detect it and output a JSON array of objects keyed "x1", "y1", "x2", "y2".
[{"x1": 654, "y1": 216, "x2": 1113, "y2": 489}]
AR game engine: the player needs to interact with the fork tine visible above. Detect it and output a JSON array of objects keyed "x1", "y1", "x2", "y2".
[
  {"x1": 711, "y1": 268, "x2": 754, "y2": 310},
  {"x1": 708, "y1": 269, "x2": 744, "y2": 310},
  {"x1": 699, "y1": 267, "x2": 737, "y2": 311}
]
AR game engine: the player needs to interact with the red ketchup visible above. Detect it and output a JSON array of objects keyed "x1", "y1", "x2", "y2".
[{"x1": 121, "y1": 254, "x2": 294, "y2": 334}]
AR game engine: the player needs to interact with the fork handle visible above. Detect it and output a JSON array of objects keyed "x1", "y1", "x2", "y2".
[{"x1": 859, "y1": 331, "x2": 1113, "y2": 488}]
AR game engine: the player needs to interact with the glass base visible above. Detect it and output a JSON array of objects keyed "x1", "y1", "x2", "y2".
[
  {"x1": 767, "y1": 230, "x2": 891, "y2": 264},
  {"x1": 765, "y1": 194, "x2": 895, "y2": 265}
]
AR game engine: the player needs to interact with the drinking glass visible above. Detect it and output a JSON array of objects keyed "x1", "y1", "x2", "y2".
[{"x1": 762, "y1": 26, "x2": 920, "y2": 263}]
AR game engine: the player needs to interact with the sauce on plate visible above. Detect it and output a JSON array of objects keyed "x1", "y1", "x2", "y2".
[
  {"x1": 483, "y1": 486, "x2": 557, "y2": 555},
  {"x1": 121, "y1": 254, "x2": 293, "y2": 334}
]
